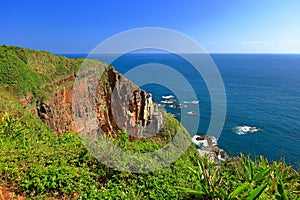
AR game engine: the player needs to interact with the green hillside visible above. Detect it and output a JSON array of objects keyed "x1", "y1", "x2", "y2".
[
  {"x1": 0, "y1": 45, "x2": 84, "y2": 97},
  {"x1": 0, "y1": 45, "x2": 299, "y2": 199}
]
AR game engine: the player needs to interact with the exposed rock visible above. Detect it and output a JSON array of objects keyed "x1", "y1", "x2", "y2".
[
  {"x1": 37, "y1": 66, "x2": 164, "y2": 138},
  {"x1": 104, "y1": 67, "x2": 163, "y2": 138},
  {"x1": 37, "y1": 85, "x2": 74, "y2": 136},
  {"x1": 0, "y1": 186, "x2": 25, "y2": 200},
  {"x1": 19, "y1": 93, "x2": 34, "y2": 107},
  {"x1": 198, "y1": 146, "x2": 219, "y2": 162},
  {"x1": 192, "y1": 135, "x2": 228, "y2": 162},
  {"x1": 50, "y1": 74, "x2": 75, "y2": 87}
]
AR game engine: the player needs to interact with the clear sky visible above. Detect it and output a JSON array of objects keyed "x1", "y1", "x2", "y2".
[{"x1": 1, "y1": 0, "x2": 300, "y2": 53}]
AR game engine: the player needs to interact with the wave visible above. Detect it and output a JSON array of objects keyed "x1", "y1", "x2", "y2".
[
  {"x1": 161, "y1": 99, "x2": 176, "y2": 104},
  {"x1": 169, "y1": 104, "x2": 187, "y2": 108},
  {"x1": 183, "y1": 100, "x2": 199, "y2": 104},
  {"x1": 162, "y1": 95, "x2": 174, "y2": 99},
  {"x1": 187, "y1": 111, "x2": 196, "y2": 115},
  {"x1": 233, "y1": 125, "x2": 262, "y2": 135}
]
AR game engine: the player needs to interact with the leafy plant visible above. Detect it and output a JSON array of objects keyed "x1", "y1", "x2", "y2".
[
  {"x1": 177, "y1": 154, "x2": 299, "y2": 200},
  {"x1": 0, "y1": 112, "x2": 32, "y2": 147}
]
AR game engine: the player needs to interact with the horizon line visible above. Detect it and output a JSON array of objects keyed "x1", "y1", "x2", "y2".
[{"x1": 55, "y1": 52, "x2": 300, "y2": 55}]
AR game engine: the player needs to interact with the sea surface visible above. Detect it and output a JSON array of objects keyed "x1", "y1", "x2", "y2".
[{"x1": 63, "y1": 53, "x2": 300, "y2": 168}]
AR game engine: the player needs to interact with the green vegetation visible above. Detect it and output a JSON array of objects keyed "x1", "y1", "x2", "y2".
[
  {"x1": 0, "y1": 111, "x2": 199, "y2": 199},
  {"x1": 178, "y1": 155, "x2": 299, "y2": 199},
  {"x1": 0, "y1": 45, "x2": 299, "y2": 199},
  {"x1": 0, "y1": 45, "x2": 83, "y2": 98},
  {"x1": 0, "y1": 111, "x2": 298, "y2": 199}
]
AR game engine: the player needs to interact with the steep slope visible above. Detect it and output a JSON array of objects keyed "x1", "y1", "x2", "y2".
[
  {"x1": 0, "y1": 45, "x2": 163, "y2": 138},
  {"x1": 0, "y1": 45, "x2": 82, "y2": 97}
]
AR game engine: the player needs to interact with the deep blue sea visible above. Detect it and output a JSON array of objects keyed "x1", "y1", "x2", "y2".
[{"x1": 63, "y1": 53, "x2": 300, "y2": 168}]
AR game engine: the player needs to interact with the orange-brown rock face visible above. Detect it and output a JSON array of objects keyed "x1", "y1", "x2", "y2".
[
  {"x1": 37, "y1": 67, "x2": 163, "y2": 138},
  {"x1": 37, "y1": 75, "x2": 75, "y2": 136}
]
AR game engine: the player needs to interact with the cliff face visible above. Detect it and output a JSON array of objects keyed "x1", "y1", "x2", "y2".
[
  {"x1": 0, "y1": 45, "x2": 164, "y2": 138},
  {"x1": 104, "y1": 67, "x2": 164, "y2": 138},
  {"x1": 37, "y1": 85, "x2": 74, "y2": 136},
  {"x1": 37, "y1": 66, "x2": 164, "y2": 138}
]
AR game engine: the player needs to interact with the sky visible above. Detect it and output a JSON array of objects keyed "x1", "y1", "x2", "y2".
[{"x1": 1, "y1": 0, "x2": 300, "y2": 53}]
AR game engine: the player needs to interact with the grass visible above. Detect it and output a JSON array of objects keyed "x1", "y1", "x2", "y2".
[
  {"x1": 0, "y1": 111, "x2": 200, "y2": 199},
  {"x1": 0, "y1": 110, "x2": 299, "y2": 199},
  {"x1": 0, "y1": 45, "x2": 83, "y2": 98}
]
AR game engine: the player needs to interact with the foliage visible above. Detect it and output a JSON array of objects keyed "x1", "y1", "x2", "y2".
[
  {"x1": 111, "y1": 113, "x2": 180, "y2": 153},
  {"x1": 178, "y1": 154, "x2": 300, "y2": 199},
  {"x1": 0, "y1": 111, "x2": 200, "y2": 199},
  {"x1": 1, "y1": 110, "x2": 298, "y2": 199},
  {"x1": 0, "y1": 45, "x2": 83, "y2": 97}
]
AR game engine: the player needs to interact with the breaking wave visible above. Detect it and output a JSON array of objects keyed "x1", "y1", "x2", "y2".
[{"x1": 233, "y1": 125, "x2": 262, "y2": 135}]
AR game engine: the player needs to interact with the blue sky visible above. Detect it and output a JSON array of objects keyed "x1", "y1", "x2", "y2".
[{"x1": 1, "y1": 0, "x2": 300, "y2": 53}]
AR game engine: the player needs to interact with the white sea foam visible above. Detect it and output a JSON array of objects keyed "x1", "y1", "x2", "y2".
[
  {"x1": 162, "y1": 95, "x2": 174, "y2": 99},
  {"x1": 233, "y1": 125, "x2": 262, "y2": 135},
  {"x1": 183, "y1": 100, "x2": 199, "y2": 104},
  {"x1": 187, "y1": 111, "x2": 196, "y2": 115},
  {"x1": 169, "y1": 104, "x2": 187, "y2": 108},
  {"x1": 161, "y1": 99, "x2": 176, "y2": 104},
  {"x1": 192, "y1": 135, "x2": 209, "y2": 148}
]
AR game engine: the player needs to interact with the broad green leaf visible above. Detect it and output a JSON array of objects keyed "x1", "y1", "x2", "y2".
[
  {"x1": 253, "y1": 167, "x2": 271, "y2": 182},
  {"x1": 228, "y1": 183, "x2": 249, "y2": 199},
  {"x1": 246, "y1": 183, "x2": 268, "y2": 200},
  {"x1": 277, "y1": 180, "x2": 287, "y2": 200},
  {"x1": 281, "y1": 167, "x2": 289, "y2": 179}
]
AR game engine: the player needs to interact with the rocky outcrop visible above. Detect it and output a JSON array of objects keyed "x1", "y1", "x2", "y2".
[
  {"x1": 192, "y1": 135, "x2": 228, "y2": 162},
  {"x1": 37, "y1": 65, "x2": 164, "y2": 138},
  {"x1": 102, "y1": 67, "x2": 163, "y2": 138},
  {"x1": 37, "y1": 85, "x2": 74, "y2": 136}
]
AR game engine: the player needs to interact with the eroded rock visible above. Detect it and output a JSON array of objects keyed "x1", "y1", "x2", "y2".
[{"x1": 37, "y1": 66, "x2": 164, "y2": 138}]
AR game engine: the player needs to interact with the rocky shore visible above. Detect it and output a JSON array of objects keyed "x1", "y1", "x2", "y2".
[{"x1": 192, "y1": 135, "x2": 228, "y2": 162}]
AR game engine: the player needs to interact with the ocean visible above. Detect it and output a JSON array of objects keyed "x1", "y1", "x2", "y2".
[{"x1": 63, "y1": 53, "x2": 300, "y2": 168}]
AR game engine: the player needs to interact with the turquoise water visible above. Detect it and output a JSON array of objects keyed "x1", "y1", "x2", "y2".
[{"x1": 64, "y1": 53, "x2": 300, "y2": 168}]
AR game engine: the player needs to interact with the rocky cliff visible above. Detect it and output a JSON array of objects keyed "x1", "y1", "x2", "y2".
[
  {"x1": 37, "y1": 65, "x2": 164, "y2": 138},
  {"x1": 0, "y1": 45, "x2": 164, "y2": 139},
  {"x1": 37, "y1": 79, "x2": 75, "y2": 136}
]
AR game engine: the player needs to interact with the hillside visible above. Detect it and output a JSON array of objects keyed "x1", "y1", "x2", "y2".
[{"x1": 0, "y1": 45, "x2": 299, "y2": 199}]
